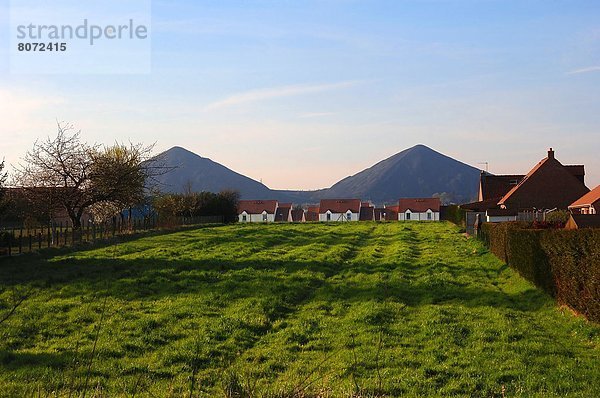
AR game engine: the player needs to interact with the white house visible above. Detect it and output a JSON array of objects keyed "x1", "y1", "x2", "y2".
[
  {"x1": 398, "y1": 198, "x2": 441, "y2": 221},
  {"x1": 318, "y1": 199, "x2": 361, "y2": 222},
  {"x1": 238, "y1": 200, "x2": 278, "y2": 223}
]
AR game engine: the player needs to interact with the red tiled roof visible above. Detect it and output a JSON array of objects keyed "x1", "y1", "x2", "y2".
[
  {"x1": 319, "y1": 199, "x2": 361, "y2": 214},
  {"x1": 499, "y1": 158, "x2": 549, "y2": 205},
  {"x1": 498, "y1": 149, "x2": 589, "y2": 210},
  {"x1": 237, "y1": 200, "x2": 278, "y2": 214},
  {"x1": 569, "y1": 185, "x2": 600, "y2": 208},
  {"x1": 398, "y1": 198, "x2": 441, "y2": 213}
]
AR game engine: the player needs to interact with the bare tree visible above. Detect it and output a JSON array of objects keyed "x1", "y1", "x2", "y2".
[
  {"x1": 13, "y1": 122, "x2": 170, "y2": 229},
  {"x1": 13, "y1": 123, "x2": 95, "y2": 229}
]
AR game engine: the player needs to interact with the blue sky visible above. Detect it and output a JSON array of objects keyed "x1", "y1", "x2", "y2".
[{"x1": 0, "y1": 0, "x2": 599, "y2": 190}]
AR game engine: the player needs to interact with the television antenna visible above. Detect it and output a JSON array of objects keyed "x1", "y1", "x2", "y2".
[{"x1": 477, "y1": 162, "x2": 489, "y2": 172}]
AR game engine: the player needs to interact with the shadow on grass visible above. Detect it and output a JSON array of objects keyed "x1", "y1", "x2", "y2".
[
  {"x1": 0, "y1": 252, "x2": 549, "y2": 313},
  {"x1": 0, "y1": 349, "x2": 72, "y2": 370}
]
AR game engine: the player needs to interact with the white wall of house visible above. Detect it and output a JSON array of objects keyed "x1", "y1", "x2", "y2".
[
  {"x1": 238, "y1": 211, "x2": 276, "y2": 223},
  {"x1": 398, "y1": 210, "x2": 440, "y2": 221},
  {"x1": 486, "y1": 215, "x2": 517, "y2": 223},
  {"x1": 319, "y1": 210, "x2": 359, "y2": 222}
]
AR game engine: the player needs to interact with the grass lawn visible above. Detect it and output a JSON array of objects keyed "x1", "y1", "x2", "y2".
[{"x1": 0, "y1": 222, "x2": 598, "y2": 397}]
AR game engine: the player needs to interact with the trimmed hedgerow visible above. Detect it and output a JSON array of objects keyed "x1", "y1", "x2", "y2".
[
  {"x1": 480, "y1": 222, "x2": 530, "y2": 263},
  {"x1": 440, "y1": 205, "x2": 466, "y2": 227},
  {"x1": 507, "y1": 229, "x2": 554, "y2": 296},
  {"x1": 480, "y1": 224, "x2": 600, "y2": 322},
  {"x1": 540, "y1": 229, "x2": 600, "y2": 321}
]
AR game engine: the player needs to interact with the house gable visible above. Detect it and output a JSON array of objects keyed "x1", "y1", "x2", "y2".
[{"x1": 498, "y1": 149, "x2": 589, "y2": 210}]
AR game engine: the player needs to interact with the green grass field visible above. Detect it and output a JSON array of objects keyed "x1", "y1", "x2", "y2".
[{"x1": 0, "y1": 222, "x2": 598, "y2": 397}]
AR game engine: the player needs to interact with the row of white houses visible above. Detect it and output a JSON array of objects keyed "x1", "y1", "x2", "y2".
[{"x1": 238, "y1": 198, "x2": 441, "y2": 223}]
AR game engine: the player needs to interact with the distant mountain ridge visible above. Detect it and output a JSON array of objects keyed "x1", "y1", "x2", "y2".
[
  {"x1": 150, "y1": 144, "x2": 481, "y2": 204},
  {"x1": 322, "y1": 144, "x2": 481, "y2": 203},
  {"x1": 150, "y1": 146, "x2": 272, "y2": 198}
]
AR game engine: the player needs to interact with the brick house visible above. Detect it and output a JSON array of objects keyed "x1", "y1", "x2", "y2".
[{"x1": 498, "y1": 149, "x2": 589, "y2": 210}]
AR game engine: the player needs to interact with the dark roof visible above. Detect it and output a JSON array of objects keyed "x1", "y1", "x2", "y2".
[
  {"x1": 565, "y1": 165, "x2": 585, "y2": 184},
  {"x1": 238, "y1": 200, "x2": 278, "y2": 214},
  {"x1": 479, "y1": 173, "x2": 524, "y2": 201},
  {"x1": 383, "y1": 205, "x2": 399, "y2": 221},
  {"x1": 274, "y1": 204, "x2": 292, "y2": 222},
  {"x1": 486, "y1": 208, "x2": 517, "y2": 217},
  {"x1": 305, "y1": 206, "x2": 320, "y2": 221},
  {"x1": 319, "y1": 199, "x2": 361, "y2": 213},
  {"x1": 461, "y1": 198, "x2": 502, "y2": 212},
  {"x1": 569, "y1": 185, "x2": 600, "y2": 208},
  {"x1": 359, "y1": 206, "x2": 374, "y2": 221},
  {"x1": 566, "y1": 214, "x2": 600, "y2": 229},
  {"x1": 291, "y1": 209, "x2": 305, "y2": 222},
  {"x1": 498, "y1": 149, "x2": 589, "y2": 210},
  {"x1": 398, "y1": 198, "x2": 441, "y2": 213}
]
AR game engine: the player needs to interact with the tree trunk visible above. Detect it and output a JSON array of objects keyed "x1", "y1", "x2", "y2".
[{"x1": 69, "y1": 208, "x2": 83, "y2": 230}]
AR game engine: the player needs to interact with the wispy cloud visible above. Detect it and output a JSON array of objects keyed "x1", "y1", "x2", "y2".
[
  {"x1": 204, "y1": 80, "x2": 362, "y2": 111},
  {"x1": 566, "y1": 66, "x2": 600, "y2": 75}
]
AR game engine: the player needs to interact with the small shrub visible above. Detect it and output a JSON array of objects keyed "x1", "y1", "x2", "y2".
[{"x1": 544, "y1": 210, "x2": 571, "y2": 225}]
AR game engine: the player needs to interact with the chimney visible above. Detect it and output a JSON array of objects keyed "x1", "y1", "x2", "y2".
[{"x1": 548, "y1": 148, "x2": 554, "y2": 159}]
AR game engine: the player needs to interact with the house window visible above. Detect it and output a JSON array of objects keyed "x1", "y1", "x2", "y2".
[
  {"x1": 406, "y1": 212, "x2": 411, "y2": 220},
  {"x1": 346, "y1": 212, "x2": 352, "y2": 221},
  {"x1": 263, "y1": 213, "x2": 268, "y2": 222},
  {"x1": 427, "y1": 212, "x2": 432, "y2": 220},
  {"x1": 242, "y1": 215, "x2": 247, "y2": 222},
  {"x1": 327, "y1": 213, "x2": 331, "y2": 221}
]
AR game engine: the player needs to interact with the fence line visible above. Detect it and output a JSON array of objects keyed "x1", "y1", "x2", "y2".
[{"x1": 0, "y1": 215, "x2": 228, "y2": 257}]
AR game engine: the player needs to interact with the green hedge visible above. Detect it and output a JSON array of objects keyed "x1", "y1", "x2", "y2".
[
  {"x1": 507, "y1": 229, "x2": 555, "y2": 296},
  {"x1": 480, "y1": 222, "x2": 530, "y2": 263},
  {"x1": 480, "y1": 224, "x2": 600, "y2": 322},
  {"x1": 441, "y1": 205, "x2": 466, "y2": 227}
]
